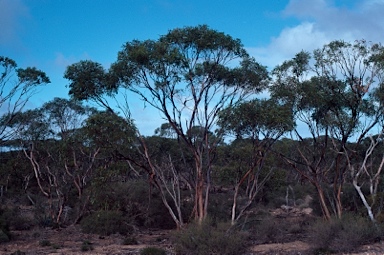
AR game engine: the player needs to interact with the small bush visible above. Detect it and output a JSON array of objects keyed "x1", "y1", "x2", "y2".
[
  {"x1": 172, "y1": 220, "x2": 247, "y2": 255},
  {"x1": 51, "y1": 243, "x2": 61, "y2": 249},
  {"x1": 0, "y1": 229, "x2": 10, "y2": 243},
  {"x1": 39, "y1": 239, "x2": 51, "y2": 247},
  {"x1": 81, "y1": 240, "x2": 93, "y2": 251},
  {"x1": 36, "y1": 214, "x2": 53, "y2": 228},
  {"x1": 0, "y1": 208, "x2": 33, "y2": 231},
  {"x1": 80, "y1": 210, "x2": 133, "y2": 236},
  {"x1": 0, "y1": 207, "x2": 11, "y2": 242},
  {"x1": 11, "y1": 215, "x2": 33, "y2": 230},
  {"x1": 32, "y1": 231, "x2": 41, "y2": 238},
  {"x1": 140, "y1": 246, "x2": 167, "y2": 255},
  {"x1": 123, "y1": 236, "x2": 138, "y2": 245},
  {"x1": 308, "y1": 218, "x2": 339, "y2": 250},
  {"x1": 335, "y1": 215, "x2": 380, "y2": 252},
  {"x1": 250, "y1": 214, "x2": 302, "y2": 244},
  {"x1": 309, "y1": 214, "x2": 380, "y2": 253},
  {"x1": 312, "y1": 247, "x2": 332, "y2": 255},
  {"x1": 10, "y1": 250, "x2": 26, "y2": 255}
]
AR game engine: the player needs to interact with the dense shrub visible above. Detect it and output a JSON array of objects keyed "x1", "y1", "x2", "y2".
[
  {"x1": 39, "y1": 239, "x2": 51, "y2": 247},
  {"x1": 245, "y1": 212, "x2": 311, "y2": 244},
  {"x1": 309, "y1": 213, "x2": 381, "y2": 253},
  {"x1": 0, "y1": 207, "x2": 11, "y2": 242},
  {"x1": 140, "y1": 247, "x2": 167, "y2": 255},
  {"x1": 80, "y1": 210, "x2": 134, "y2": 236},
  {"x1": 144, "y1": 191, "x2": 181, "y2": 229},
  {"x1": 122, "y1": 235, "x2": 138, "y2": 245},
  {"x1": 88, "y1": 180, "x2": 178, "y2": 229},
  {"x1": 208, "y1": 193, "x2": 232, "y2": 222},
  {"x1": 0, "y1": 204, "x2": 35, "y2": 230},
  {"x1": 0, "y1": 229, "x2": 10, "y2": 243},
  {"x1": 250, "y1": 215, "x2": 281, "y2": 244},
  {"x1": 9, "y1": 250, "x2": 26, "y2": 255},
  {"x1": 172, "y1": 220, "x2": 248, "y2": 255},
  {"x1": 81, "y1": 240, "x2": 93, "y2": 251}
]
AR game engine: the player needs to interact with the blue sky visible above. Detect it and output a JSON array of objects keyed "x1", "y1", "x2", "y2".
[{"x1": 1, "y1": 0, "x2": 384, "y2": 135}]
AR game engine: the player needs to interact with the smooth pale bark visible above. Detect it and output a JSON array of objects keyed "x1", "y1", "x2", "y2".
[
  {"x1": 315, "y1": 184, "x2": 332, "y2": 220},
  {"x1": 353, "y1": 180, "x2": 376, "y2": 223},
  {"x1": 347, "y1": 135, "x2": 384, "y2": 223}
]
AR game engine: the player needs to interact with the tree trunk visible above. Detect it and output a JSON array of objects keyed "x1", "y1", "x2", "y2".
[
  {"x1": 353, "y1": 180, "x2": 376, "y2": 223},
  {"x1": 195, "y1": 170, "x2": 205, "y2": 224},
  {"x1": 335, "y1": 185, "x2": 343, "y2": 219},
  {"x1": 315, "y1": 184, "x2": 331, "y2": 220},
  {"x1": 231, "y1": 185, "x2": 240, "y2": 225}
]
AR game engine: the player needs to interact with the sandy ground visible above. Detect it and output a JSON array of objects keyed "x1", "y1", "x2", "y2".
[{"x1": 2, "y1": 224, "x2": 384, "y2": 255}]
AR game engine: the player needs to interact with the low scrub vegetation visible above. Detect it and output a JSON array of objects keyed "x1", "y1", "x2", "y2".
[
  {"x1": 140, "y1": 247, "x2": 167, "y2": 255},
  {"x1": 80, "y1": 210, "x2": 134, "y2": 236},
  {"x1": 309, "y1": 214, "x2": 381, "y2": 253},
  {"x1": 172, "y1": 219, "x2": 248, "y2": 255}
]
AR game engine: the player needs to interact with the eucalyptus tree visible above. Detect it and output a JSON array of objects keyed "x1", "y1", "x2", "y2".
[
  {"x1": 271, "y1": 40, "x2": 384, "y2": 219},
  {"x1": 65, "y1": 25, "x2": 269, "y2": 224},
  {"x1": 0, "y1": 56, "x2": 50, "y2": 145},
  {"x1": 7, "y1": 98, "x2": 98, "y2": 225},
  {"x1": 154, "y1": 123, "x2": 178, "y2": 139},
  {"x1": 218, "y1": 98, "x2": 294, "y2": 224},
  {"x1": 346, "y1": 133, "x2": 384, "y2": 223}
]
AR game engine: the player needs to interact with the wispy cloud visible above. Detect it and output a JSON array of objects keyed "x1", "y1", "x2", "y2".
[
  {"x1": 249, "y1": 0, "x2": 384, "y2": 69},
  {"x1": 54, "y1": 52, "x2": 91, "y2": 70},
  {"x1": 248, "y1": 22, "x2": 328, "y2": 69},
  {"x1": 0, "y1": 0, "x2": 29, "y2": 47}
]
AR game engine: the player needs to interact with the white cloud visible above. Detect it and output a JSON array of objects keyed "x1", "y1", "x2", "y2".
[
  {"x1": 0, "y1": 0, "x2": 29, "y2": 46},
  {"x1": 249, "y1": 0, "x2": 384, "y2": 69},
  {"x1": 248, "y1": 22, "x2": 328, "y2": 69},
  {"x1": 53, "y1": 52, "x2": 91, "y2": 70}
]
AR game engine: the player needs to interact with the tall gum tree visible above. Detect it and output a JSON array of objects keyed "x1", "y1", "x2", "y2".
[
  {"x1": 217, "y1": 98, "x2": 294, "y2": 224},
  {"x1": 271, "y1": 40, "x2": 384, "y2": 219},
  {"x1": 0, "y1": 56, "x2": 50, "y2": 145},
  {"x1": 6, "y1": 98, "x2": 99, "y2": 224},
  {"x1": 65, "y1": 25, "x2": 269, "y2": 224}
]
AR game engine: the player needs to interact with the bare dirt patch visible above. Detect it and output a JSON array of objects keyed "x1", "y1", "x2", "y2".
[
  {"x1": 2, "y1": 225, "x2": 384, "y2": 255},
  {"x1": 1, "y1": 225, "x2": 173, "y2": 255},
  {"x1": 2, "y1": 206, "x2": 384, "y2": 255}
]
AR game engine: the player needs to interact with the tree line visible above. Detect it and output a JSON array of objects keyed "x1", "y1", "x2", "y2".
[{"x1": 1, "y1": 25, "x2": 384, "y2": 230}]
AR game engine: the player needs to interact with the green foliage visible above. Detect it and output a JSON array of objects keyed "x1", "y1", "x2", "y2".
[
  {"x1": 208, "y1": 193, "x2": 232, "y2": 222},
  {"x1": 0, "y1": 229, "x2": 10, "y2": 243},
  {"x1": 65, "y1": 24, "x2": 270, "y2": 225},
  {"x1": 51, "y1": 243, "x2": 61, "y2": 249},
  {"x1": 0, "y1": 56, "x2": 50, "y2": 86},
  {"x1": 270, "y1": 40, "x2": 384, "y2": 219},
  {"x1": 0, "y1": 207, "x2": 11, "y2": 243},
  {"x1": 218, "y1": 98, "x2": 294, "y2": 139},
  {"x1": 122, "y1": 236, "x2": 138, "y2": 245},
  {"x1": 249, "y1": 215, "x2": 296, "y2": 244},
  {"x1": 309, "y1": 214, "x2": 380, "y2": 253},
  {"x1": 80, "y1": 210, "x2": 133, "y2": 236},
  {"x1": 9, "y1": 250, "x2": 26, "y2": 255},
  {"x1": 33, "y1": 203, "x2": 53, "y2": 228},
  {"x1": 89, "y1": 180, "x2": 176, "y2": 229},
  {"x1": 16, "y1": 67, "x2": 50, "y2": 85},
  {"x1": 140, "y1": 247, "x2": 167, "y2": 255},
  {"x1": 39, "y1": 239, "x2": 51, "y2": 247},
  {"x1": 84, "y1": 110, "x2": 137, "y2": 151},
  {"x1": 0, "y1": 151, "x2": 30, "y2": 197},
  {"x1": 0, "y1": 56, "x2": 50, "y2": 150},
  {"x1": 12, "y1": 215, "x2": 33, "y2": 231},
  {"x1": 81, "y1": 240, "x2": 94, "y2": 251},
  {"x1": 172, "y1": 220, "x2": 247, "y2": 255},
  {"x1": 65, "y1": 60, "x2": 117, "y2": 102},
  {"x1": 89, "y1": 180, "x2": 147, "y2": 219}
]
